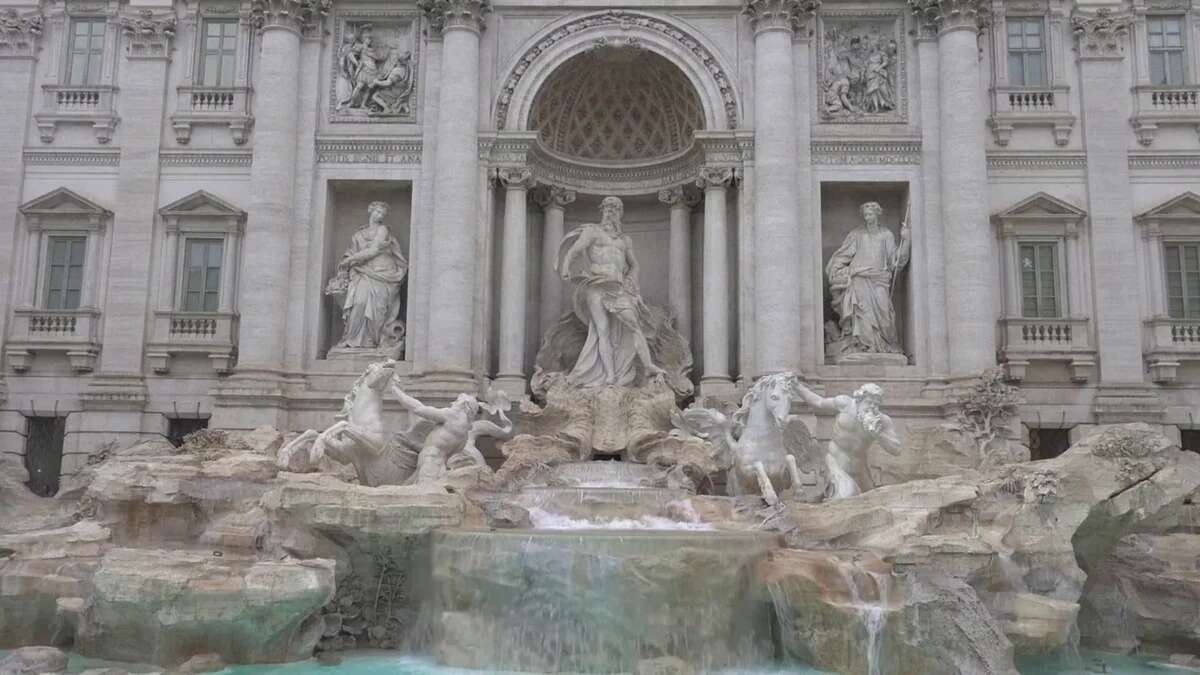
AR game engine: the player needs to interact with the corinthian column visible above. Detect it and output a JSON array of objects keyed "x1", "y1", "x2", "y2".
[
  {"x1": 495, "y1": 167, "x2": 534, "y2": 396},
  {"x1": 235, "y1": 0, "x2": 327, "y2": 378},
  {"x1": 743, "y1": 0, "x2": 816, "y2": 376},
  {"x1": 420, "y1": 0, "x2": 490, "y2": 385},
  {"x1": 658, "y1": 186, "x2": 699, "y2": 346},
  {"x1": 909, "y1": 0, "x2": 995, "y2": 377},
  {"x1": 535, "y1": 185, "x2": 575, "y2": 337},
  {"x1": 697, "y1": 168, "x2": 735, "y2": 398}
]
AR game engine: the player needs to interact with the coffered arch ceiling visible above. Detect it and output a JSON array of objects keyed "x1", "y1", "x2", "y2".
[{"x1": 528, "y1": 47, "x2": 706, "y2": 163}]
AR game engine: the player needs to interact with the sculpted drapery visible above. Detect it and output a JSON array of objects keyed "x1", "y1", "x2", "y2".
[
  {"x1": 327, "y1": 201, "x2": 408, "y2": 354},
  {"x1": 825, "y1": 201, "x2": 910, "y2": 356}
]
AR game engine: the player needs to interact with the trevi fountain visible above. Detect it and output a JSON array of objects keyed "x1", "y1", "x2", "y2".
[{"x1": 2, "y1": 0, "x2": 1200, "y2": 674}]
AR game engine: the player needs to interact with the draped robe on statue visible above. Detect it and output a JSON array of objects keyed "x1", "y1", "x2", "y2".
[
  {"x1": 825, "y1": 226, "x2": 906, "y2": 354},
  {"x1": 568, "y1": 269, "x2": 657, "y2": 388},
  {"x1": 337, "y1": 225, "x2": 408, "y2": 349}
]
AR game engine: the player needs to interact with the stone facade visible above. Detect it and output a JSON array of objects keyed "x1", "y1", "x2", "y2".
[{"x1": 2, "y1": 0, "x2": 1200, "y2": 480}]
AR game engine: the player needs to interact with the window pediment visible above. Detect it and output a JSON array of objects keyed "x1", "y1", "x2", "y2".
[
  {"x1": 992, "y1": 191, "x2": 1087, "y2": 237},
  {"x1": 1136, "y1": 191, "x2": 1200, "y2": 222},
  {"x1": 160, "y1": 190, "x2": 245, "y2": 233},
  {"x1": 19, "y1": 187, "x2": 111, "y2": 230}
]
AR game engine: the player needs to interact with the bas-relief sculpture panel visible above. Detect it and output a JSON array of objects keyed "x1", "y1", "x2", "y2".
[
  {"x1": 330, "y1": 15, "x2": 420, "y2": 123},
  {"x1": 817, "y1": 14, "x2": 907, "y2": 124}
]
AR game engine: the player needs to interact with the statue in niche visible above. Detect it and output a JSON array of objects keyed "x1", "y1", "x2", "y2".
[
  {"x1": 553, "y1": 196, "x2": 666, "y2": 389},
  {"x1": 825, "y1": 201, "x2": 910, "y2": 361},
  {"x1": 821, "y1": 22, "x2": 899, "y2": 118},
  {"x1": 790, "y1": 381, "x2": 903, "y2": 499},
  {"x1": 335, "y1": 21, "x2": 415, "y2": 118},
  {"x1": 325, "y1": 201, "x2": 408, "y2": 357},
  {"x1": 512, "y1": 196, "x2": 695, "y2": 464}
]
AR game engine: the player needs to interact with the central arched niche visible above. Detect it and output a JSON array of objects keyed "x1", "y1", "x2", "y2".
[{"x1": 528, "y1": 46, "x2": 706, "y2": 164}]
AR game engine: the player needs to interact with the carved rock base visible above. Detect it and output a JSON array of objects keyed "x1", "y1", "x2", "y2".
[{"x1": 835, "y1": 351, "x2": 909, "y2": 366}]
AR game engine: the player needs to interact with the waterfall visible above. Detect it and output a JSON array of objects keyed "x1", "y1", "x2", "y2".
[{"x1": 835, "y1": 561, "x2": 890, "y2": 675}]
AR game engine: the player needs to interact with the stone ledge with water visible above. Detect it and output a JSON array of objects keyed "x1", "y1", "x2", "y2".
[{"x1": 3, "y1": 353, "x2": 1200, "y2": 674}]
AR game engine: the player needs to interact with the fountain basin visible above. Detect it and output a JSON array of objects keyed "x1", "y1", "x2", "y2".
[{"x1": 419, "y1": 528, "x2": 781, "y2": 673}]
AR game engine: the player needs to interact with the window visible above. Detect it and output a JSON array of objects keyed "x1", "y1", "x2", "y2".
[
  {"x1": 181, "y1": 238, "x2": 223, "y2": 312},
  {"x1": 1007, "y1": 17, "x2": 1047, "y2": 87},
  {"x1": 1165, "y1": 242, "x2": 1200, "y2": 319},
  {"x1": 1029, "y1": 427, "x2": 1071, "y2": 461},
  {"x1": 167, "y1": 417, "x2": 209, "y2": 448},
  {"x1": 66, "y1": 18, "x2": 106, "y2": 86},
  {"x1": 1181, "y1": 429, "x2": 1200, "y2": 454},
  {"x1": 1019, "y1": 242, "x2": 1059, "y2": 318},
  {"x1": 44, "y1": 236, "x2": 86, "y2": 310},
  {"x1": 25, "y1": 416, "x2": 65, "y2": 497},
  {"x1": 1148, "y1": 16, "x2": 1187, "y2": 86},
  {"x1": 198, "y1": 19, "x2": 238, "y2": 88}
]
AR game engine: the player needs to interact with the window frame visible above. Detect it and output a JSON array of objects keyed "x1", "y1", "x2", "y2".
[
  {"x1": 42, "y1": 235, "x2": 88, "y2": 311},
  {"x1": 178, "y1": 236, "x2": 225, "y2": 313},
  {"x1": 64, "y1": 16, "x2": 107, "y2": 87},
  {"x1": 1006, "y1": 16, "x2": 1049, "y2": 88},
  {"x1": 1162, "y1": 240, "x2": 1200, "y2": 320},
  {"x1": 1146, "y1": 14, "x2": 1188, "y2": 87},
  {"x1": 196, "y1": 17, "x2": 240, "y2": 88},
  {"x1": 1017, "y1": 239, "x2": 1063, "y2": 319}
]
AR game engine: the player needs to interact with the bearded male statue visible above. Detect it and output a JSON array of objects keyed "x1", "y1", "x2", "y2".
[
  {"x1": 532, "y1": 196, "x2": 693, "y2": 399},
  {"x1": 791, "y1": 381, "x2": 902, "y2": 498}
]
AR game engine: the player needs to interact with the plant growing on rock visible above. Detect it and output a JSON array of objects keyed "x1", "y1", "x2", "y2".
[{"x1": 947, "y1": 368, "x2": 1025, "y2": 468}]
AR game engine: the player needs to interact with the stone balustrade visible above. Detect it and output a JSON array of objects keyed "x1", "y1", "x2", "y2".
[
  {"x1": 171, "y1": 85, "x2": 254, "y2": 145},
  {"x1": 34, "y1": 84, "x2": 119, "y2": 144},
  {"x1": 1132, "y1": 85, "x2": 1200, "y2": 146},
  {"x1": 999, "y1": 317, "x2": 1096, "y2": 382},
  {"x1": 988, "y1": 85, "x2": 1075, "y2": 146},
  {"x1": 146, "y1": 310, "x2": 238, "y2": 374},
  {"x1": 1144, "y1": 317, "x2": 1200, "y2": 383},
  {"x1": 4, "y1": 307, "x2": 101, "y2": 372}
]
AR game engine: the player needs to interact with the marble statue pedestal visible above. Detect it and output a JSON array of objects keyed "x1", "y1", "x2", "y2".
[
  {"x1": 834, "y1": 352, "x2": 909, "y2": 367},
  {"x1": 326, "y1": 346, "x2": 404, "y2": 370}
]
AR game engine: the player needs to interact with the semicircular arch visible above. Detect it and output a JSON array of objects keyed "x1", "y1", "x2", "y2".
[{"x1": 494, "y1": 10, "x2": 741, "y2": 133}]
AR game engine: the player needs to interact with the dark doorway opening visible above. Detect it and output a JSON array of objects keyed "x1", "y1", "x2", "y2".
[
  {"x1": 167, "y1": 416, "x2": 210, "y2": 448},
  {"x1": 1029, "y1": 427, "x2": 1071, "y2": 461},
  {"x1": 25, "y1": 416, "x2": 66, "y2": 497},
  {"x1": 1181, "y1": 429, "x2": 1200, "y2": 454}
]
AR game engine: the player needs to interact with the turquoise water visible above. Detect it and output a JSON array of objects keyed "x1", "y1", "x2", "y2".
[{"x1": 6, "y1": 649, "x2": 1192, "y2": 674}]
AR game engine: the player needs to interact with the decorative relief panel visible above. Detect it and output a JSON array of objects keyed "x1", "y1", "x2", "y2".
[
  {"x1": 329, "y1": 13, "x2": 420, "y2": 124},
  {"x1": 817, "y1": 13, "x2": 908, "y2": 124}
]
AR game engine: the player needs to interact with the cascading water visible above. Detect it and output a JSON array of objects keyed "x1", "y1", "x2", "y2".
[
  {"x1": 834, "y1": 562, "x2": 891, "y2": 675},
  {"x1": 411, "y1": 525, "x2": 780, "y2": 673}
]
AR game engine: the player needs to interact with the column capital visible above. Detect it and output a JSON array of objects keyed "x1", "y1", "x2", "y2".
[
  {"x1": 658, "y1": 185, "x2": 702, "y2": 210},
  {"x1": 532, "y1": 185, "x2": 576, "y2": 210},
  {"x1": 907, "y1": 0, "x2": 990, "y2": 33},
  {"x1": 496, "y1": 166, "x2": 535, "y2": 190},
  {"x1": 696, "y1": 166, "x2": 735, "y2": 191},
  {"x1": 250, "y1": 0, "x2": 330, "y2": 36},
  {"x1": 119, "y1": 9, "x2": 176, "y2": 59},
  {"x1": 741, "y1": 0, "x2": 820, "y2": 35},
  {"x1": 419, "y1": 0, "x2": 491, "y2": 36},
  {"x1": 1070, "y1": 8, "x2": 1134, "y2": 59},
  {"x1": 0, "y1": 9, "x2": 44, "y2": 59}
]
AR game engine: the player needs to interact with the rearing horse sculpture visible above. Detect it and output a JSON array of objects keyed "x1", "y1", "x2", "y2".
[{"x1": 671, "y1": 372, "x2": 818, "y2": 504}]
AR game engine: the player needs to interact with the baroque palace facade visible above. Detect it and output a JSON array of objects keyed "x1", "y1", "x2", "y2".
[{"x1": 2, "y1": 0, "x2": 1200, "y2": 490}]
